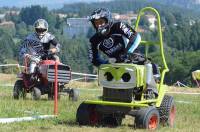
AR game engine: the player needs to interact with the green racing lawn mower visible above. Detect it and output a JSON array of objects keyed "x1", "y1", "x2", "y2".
[{"x1": 76, "y1": 7, "x2": 176, "y2": 130}]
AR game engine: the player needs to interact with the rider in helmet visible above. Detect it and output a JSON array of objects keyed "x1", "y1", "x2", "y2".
[
  {"x1": 19, "y1": 18, "x2": 61, "y2": 75},
  {"x1": 88, "y1": 8, "x2": 158, "y2": 98},
  {"x1": 88, "y1": 8, "x2": 141, "y2": 65}
]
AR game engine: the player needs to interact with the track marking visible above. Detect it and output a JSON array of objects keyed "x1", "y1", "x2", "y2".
[{"x1": 0, "y1": 115, "x2": 55, "y2": 124}]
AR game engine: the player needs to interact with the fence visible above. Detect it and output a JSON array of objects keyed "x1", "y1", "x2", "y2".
[{"x1": 0, "y1": 64, "x2": 98, "y2": 87}]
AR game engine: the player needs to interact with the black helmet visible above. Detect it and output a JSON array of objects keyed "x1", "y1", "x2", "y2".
[
  {"x1": 34, "y1": 19, "x2": 48, "y2": 38},
  {"x1": 89, "y1": 8, "x2": 112, "y2": 35}
]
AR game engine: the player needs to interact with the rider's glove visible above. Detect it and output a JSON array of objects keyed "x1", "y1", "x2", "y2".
[
  {"x1": 119, "y1": 53, "x2": 127, "y2": 61},
  {"x1": 119, "y1": 53, "x2": 131, "y2": 63}
]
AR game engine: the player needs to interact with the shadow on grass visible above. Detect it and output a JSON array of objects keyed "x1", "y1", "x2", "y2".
[
  {"x1": 56, "y1": 119, "x2": 131, "y2": 129},
  {"x1": 57, "y1": 119, "x2": 78, "y2": 126}
]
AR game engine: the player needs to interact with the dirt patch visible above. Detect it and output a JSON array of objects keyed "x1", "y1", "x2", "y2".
[
  {"x1": 0, "y1": 73, "x2": 16, "y2": 82},
  {"x1": 66, "y1": 81, "x2": 99, "y2": 89}
]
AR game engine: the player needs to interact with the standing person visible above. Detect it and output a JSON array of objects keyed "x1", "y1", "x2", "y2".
[
  {"x1": 19, "y1": 19, "x2": 61, "y2": 75},
  {"x1": 88, "y1": 8, "x2": 158, "y2": 98}
]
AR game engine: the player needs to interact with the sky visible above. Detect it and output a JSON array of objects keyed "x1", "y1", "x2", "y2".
[{"x1": 0, "y1": 0, "x2": 113, "y2": 9}]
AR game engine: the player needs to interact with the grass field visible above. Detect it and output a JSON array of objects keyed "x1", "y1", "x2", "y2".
[{"x1": 0, "y1": 79, "x2": 200, "y2": 132}]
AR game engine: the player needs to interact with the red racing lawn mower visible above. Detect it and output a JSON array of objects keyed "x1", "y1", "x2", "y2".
[{"x1": 13, "y1": 52, "x2": 79, "y2": 101}]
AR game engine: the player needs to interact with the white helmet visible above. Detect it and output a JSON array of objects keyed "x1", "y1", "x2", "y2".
[{"x1": 34, "y1": 19, "x2": 48, "y2": 38}]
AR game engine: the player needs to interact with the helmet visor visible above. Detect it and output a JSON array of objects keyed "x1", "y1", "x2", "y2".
[
  {"x1": 35, "y1": 28, "x2": 47, "y2": 34},
  {"x1": 94, "y1": 18, "x2": 107, "y2": 29}
]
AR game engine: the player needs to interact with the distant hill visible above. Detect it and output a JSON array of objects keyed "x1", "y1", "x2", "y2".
[{"x1": 151, "y1": 0, "x2": 200, "y2": 11}]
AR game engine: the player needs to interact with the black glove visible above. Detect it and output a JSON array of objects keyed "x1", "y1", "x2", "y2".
[
  {"x1": 119, "y1": 53, "x2": 131, "y2": 63},
  {"x1": 119, "y1": 53, "x2": 127, "y2": 60},
  {"x1": 131, "y1": 53, "x2": 146, "y2": 64}
]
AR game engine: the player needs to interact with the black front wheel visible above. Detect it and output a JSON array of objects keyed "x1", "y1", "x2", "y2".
[
  {"x1": 76, "y1": 103, "x2": 101, "y2": 126},
  {"x1": 13, "y1": 80, "x2": 26, "y2": 99}
]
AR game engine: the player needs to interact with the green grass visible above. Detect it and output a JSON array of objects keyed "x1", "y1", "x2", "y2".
[
  {"x1": 171, "y1": 94, "x2": 200, "y2": 131},
  {"x1": 0, "y1": 85, "x2": 199, "y2": 132}
]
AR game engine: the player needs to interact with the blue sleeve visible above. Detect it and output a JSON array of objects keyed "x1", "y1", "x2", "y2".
[
  {"x1": 127, "y1": 33, "x2": 141, "y2": 53},
  {"x1": 118, "y1": 22, "x2": 141, "y2": 53}
]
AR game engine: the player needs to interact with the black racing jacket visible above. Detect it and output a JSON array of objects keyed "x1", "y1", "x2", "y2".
[{"x1": 89, "y1": 21, "x2": 138, "y2": 66}]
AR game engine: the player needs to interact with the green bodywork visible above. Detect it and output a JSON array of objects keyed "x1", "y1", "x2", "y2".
[
  {"x1": 84, "y1": 7, "x2": 169, "y2": 108},
  {"x1": 98, "y1": 64, "x2": 145, "y2": 88}
]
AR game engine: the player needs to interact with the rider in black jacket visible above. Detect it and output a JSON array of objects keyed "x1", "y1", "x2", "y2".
[
  {"x1": 88, "y1": 8, "x2": 141, "y2": 66},
  {"x1": 88, "y1": 8, "x2": 158, "y2": 99}
]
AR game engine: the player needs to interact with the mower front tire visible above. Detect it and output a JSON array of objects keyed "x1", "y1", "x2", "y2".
[
  {"x1": 76, "y1": 103, "x2": 101, "y2": 126},
  {"x1": 32, "y1": 87, "x2": 41, "y2": 100},
  {"x1": 13, "y1": 80, "x2": 26, "y2": 99},
  {"x1": 69, "y1": 88, "x2": 79, "y2": 101}
]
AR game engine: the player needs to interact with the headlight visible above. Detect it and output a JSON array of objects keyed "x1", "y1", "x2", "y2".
[
  {"x1": 121, "y1": 72, "x2": 131, "y2": 82},
  {"x1": 98, "y1": 64, "x2": 138, "y2": 89},
  {"x1": 104, "y1": 72, "x2": 113, "y2": 81}
]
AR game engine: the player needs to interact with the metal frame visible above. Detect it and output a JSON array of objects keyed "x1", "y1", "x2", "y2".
[{"x1": 84, "y1": 7, "x2": 169, "y2": 108}]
